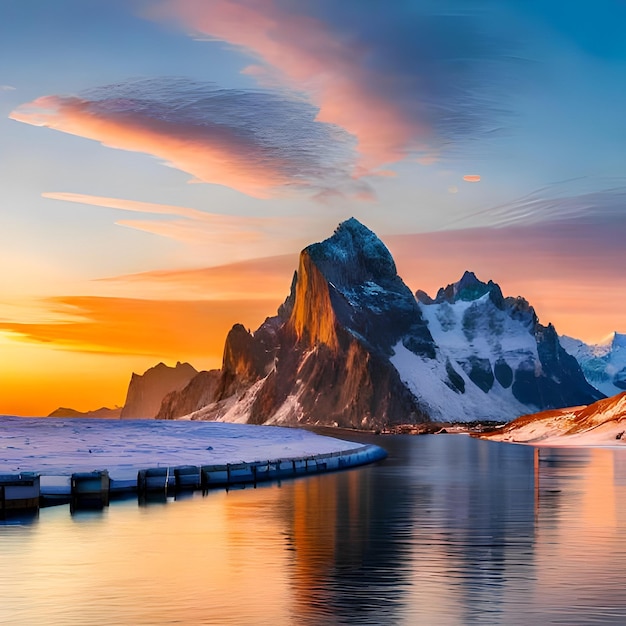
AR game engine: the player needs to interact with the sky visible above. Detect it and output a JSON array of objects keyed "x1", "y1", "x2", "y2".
[{"x1": 1, "y1": 0, "x2": 625, "y2": 416}]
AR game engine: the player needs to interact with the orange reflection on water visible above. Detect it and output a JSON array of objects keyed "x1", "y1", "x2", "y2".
[
  {"x1": 289, "y1": 475, "x2": 338, "y2": 618},
  {"x1": 533, "y1": 447, "x2": 626, "y2": 613},
  {"x1": 2, "y1": 490, "x2": 295, "y2": 626}
]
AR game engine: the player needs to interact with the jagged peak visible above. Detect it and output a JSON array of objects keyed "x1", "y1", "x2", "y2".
[
  {"x1": 415, "y1": 289, "x2": 434, "y2": 305},
  {"x1": 612, "y1": 332, "x2": 626, "y2": 349},
  {"x1": 424, "y1": 271, "x2": 503, "y2": 305},
  {"x1": 283, "y1": 218, "x2": 423, "y2": 354},
  {"x1": 133, "y1": 361, "x2": 197, "y2": 378},
  {"x1": 305, "y1": 217, "x2": 397, "y2": 286}
]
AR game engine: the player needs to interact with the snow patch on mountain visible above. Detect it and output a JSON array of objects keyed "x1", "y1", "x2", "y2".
[
  {"x1": 390, "y1": 341, "x2": 530, "y2": 422},
  {"x1": 419, "y1": 292, "x2": 539, "y2": 370}
]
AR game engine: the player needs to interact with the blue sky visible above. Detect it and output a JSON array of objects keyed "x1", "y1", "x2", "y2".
[{"x1": 1, "y1": 0, "x2": 625, "y2": 413}]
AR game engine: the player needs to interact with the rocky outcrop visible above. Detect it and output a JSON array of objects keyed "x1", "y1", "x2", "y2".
[
  {"x1": 120, "y1": 362, "x2": 198, "y2": 418},
  {"x1": 156, "y1": 370, "x2": 221, "y2": 420}
]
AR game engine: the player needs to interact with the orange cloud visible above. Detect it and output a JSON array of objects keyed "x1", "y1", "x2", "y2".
[
  {"x1": 152, "y1": 0, "x2": 424, "y2": 170},
  {"x1": 463, "y1": 175, "x2": 481, "y2": 182},
  {"x1": 11, "y1": 95, "x2": 290, "y2": 198},
  {"x1": 43, "y1": 192, "x2": 274, "y2": 248},
  {"x1": 0, "y1": 296, "x2": 281, "y2": 360},
  {"x1": 99, "y1": 254, "x2": 297, "y2": 301},
  {"x1": 43, "y1": 192, "x2": 237, "y2": 221}
]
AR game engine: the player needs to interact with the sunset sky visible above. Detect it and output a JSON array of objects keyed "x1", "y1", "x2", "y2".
[{"x1": 1, "y1": 0, "x2": 625, "y2": 415}]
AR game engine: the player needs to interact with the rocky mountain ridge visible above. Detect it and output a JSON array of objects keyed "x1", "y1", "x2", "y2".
[
  {"x1": 156, "y1": 218, "x2": 602, "y2": 427},
  {"x1": 47, "y1": 406, "x2": 122, "y2": 419}
]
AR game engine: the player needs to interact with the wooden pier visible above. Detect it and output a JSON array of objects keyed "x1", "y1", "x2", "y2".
[{"x1": 71, "y1": 470, "x2": 110, "y2": 509}]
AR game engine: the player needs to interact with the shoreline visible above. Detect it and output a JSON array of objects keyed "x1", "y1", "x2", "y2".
[{"x1": 0, "y1": 417, "x2": 387, "y2": 512}]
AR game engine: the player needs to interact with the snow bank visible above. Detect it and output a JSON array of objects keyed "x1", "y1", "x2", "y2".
[
  {"x1": 483, "y1": 392, "x2": 626, "y2": 447},
  {"x1": 0, "y1": 416, "x2": 363, "y2": 480}
]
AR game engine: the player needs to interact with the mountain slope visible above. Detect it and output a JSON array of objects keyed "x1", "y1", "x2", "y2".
[
  {"x1": 560, "y1": 332, "x2": 626, "y2": 397},
  {"x1": 159, "y1": 219, "x2": 602, "y2": 426},
  {"x1": 480, "y1": 392, "x2": 626, "y2": 445}
]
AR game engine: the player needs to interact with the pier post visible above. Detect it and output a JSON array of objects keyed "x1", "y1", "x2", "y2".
[{"x1": 70, "y1": 470, "x2": 110, "y2": 509}]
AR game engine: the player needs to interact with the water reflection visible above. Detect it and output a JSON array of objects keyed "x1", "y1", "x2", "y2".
[{"x1": 2, "y1": 435, "x2": 626, "y2": 625}]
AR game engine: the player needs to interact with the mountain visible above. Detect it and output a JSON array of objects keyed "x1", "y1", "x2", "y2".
[
  {"x1": 413, "y1": 270, "x2": 604, "y2": 418},
  {"x1": 479, "y1": 392, "x2": 626, "y2": 445},
  {"x1": 47, "y1": 406, "x2": 122, "y2": 419},
  {"x1": 157, "y1": 218, "x2": 601, "y2": 427},
  {"x1": 560, "y1": 332, "x2": 626, "y2": 397},
  {"x1": 120, "y1": 361, "x2": 198, "y2": 418}
]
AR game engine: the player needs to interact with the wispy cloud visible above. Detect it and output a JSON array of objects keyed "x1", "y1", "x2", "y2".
[
  {"x1": 11, "y1": 78, "x2": 357, "y2": 198},
  {"x1": 98, "y1": 254, "x2": 297, "y2": 301},
  {"x1": 151, "y1": 0, "x2": 520, "y2": 171},
  {"x1": 43, "y1": 191, "x2": 270, "y2": 241},
  {"x1": 0, "y1": 296, "x2": 279, "y2": 359},
  {"x1": 41, "y1": 191, "x2": 311, "y2": 258},
  {"x1": 0, "y1": 85, "x2": 16, "y2": 91},
  {"x1": 447, "y1": 183, "x2": 626, "y2": 229}
]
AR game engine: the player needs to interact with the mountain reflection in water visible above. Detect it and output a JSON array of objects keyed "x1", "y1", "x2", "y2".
[{"x1": 2, "y1": 433, "x2": 626, "y2": 625}]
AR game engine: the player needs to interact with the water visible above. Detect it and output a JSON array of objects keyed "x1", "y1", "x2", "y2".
[{"x1": 3, "y1": 433, "x2": 626, "y2": 625}]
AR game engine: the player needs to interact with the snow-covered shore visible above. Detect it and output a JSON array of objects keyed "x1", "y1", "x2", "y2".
[
  {"x1": 480, "y1": 392, "x2": 626, "y2": 447},
  {"x1": 0, "y1": 416, "x2": 367, "y2": 480}
]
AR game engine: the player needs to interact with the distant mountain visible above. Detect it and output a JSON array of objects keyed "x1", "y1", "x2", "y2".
[
  {"x1": 120, "y1": 361, "x2": 198, "y2": 418},
  {"x1": 156, "y1": 370, "x2": 221, "y2": 419},
  {"x1": 480, "y1": 392, "x2": 626, "y2": 445},
  {"x1": 47, "y1": 406, "x2": 122, "y2": 419},
  {"x1": 560, "y1": 332, "x2": 626, "y2": 397},
  {"x1": 157, "y1": 218, "x2": 601, "y2": 427}
]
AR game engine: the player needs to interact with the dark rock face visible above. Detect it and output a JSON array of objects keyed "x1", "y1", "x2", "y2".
[
  {"x1": 120, "y1": 362, "x2": 198, "y2": 418},
  {"x1": 255, "y1": 219, "x2": 433, "y2": 427},
  {"x1": 494, "y1": 358, "x2": 513, "y2": 388},
  {"x1": 461, "y1": 357, "x2": 495, "y2": 393},
  {"x1": 517, "y1": 323, "x2": 605, "y2": 408},
  {"x1": 156, "y1": 370, "x2": 221, "y2": 420},
  {"x1": 291, "y1": 218, "x2": 434, "y2": 358},
  {"x1": 445, "y1": 359, "x2": 465, "y2": 394},
  {"x1": 431, "y1": 271, "x2": 504, "y2": 306}
]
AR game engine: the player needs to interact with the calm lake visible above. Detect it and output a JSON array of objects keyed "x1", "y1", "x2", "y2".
[{"x1": 2, "y1": 432, "x2": 626, "y2": 625}]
